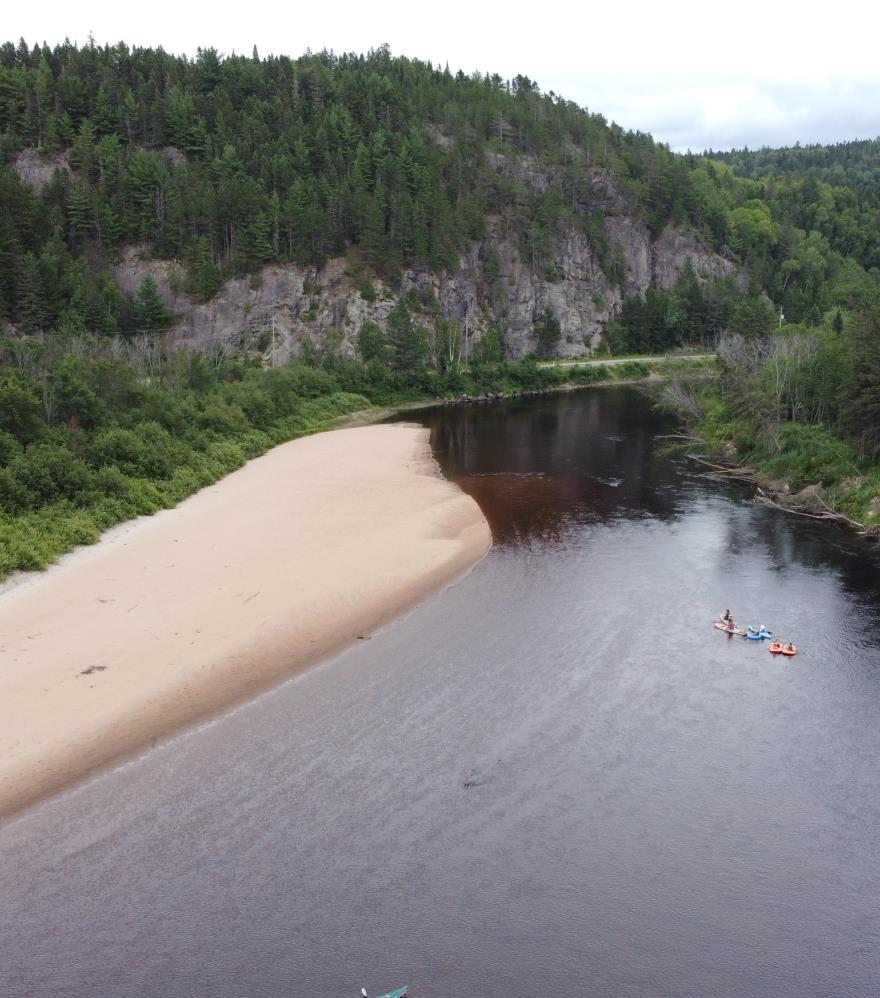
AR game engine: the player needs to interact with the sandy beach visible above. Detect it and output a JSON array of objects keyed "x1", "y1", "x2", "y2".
[{"x1": 0, "y1": 424, "x2": 491, "y2": 821}]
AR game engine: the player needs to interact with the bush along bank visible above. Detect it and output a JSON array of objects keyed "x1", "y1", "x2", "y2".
[{"x1": 657, "y1": 369, "x2": 880, "y2": 541}]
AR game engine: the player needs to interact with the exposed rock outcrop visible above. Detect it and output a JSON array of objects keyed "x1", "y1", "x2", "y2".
[
  {"x1": 111, "y1": 162, "x2": 738, "y2": 361},
  {"x1": 12, "y1": 148, "x2": 70, "y2": 193},
  {"x1": 651, "y1": 227, "x2": 738, "y2": 290}
]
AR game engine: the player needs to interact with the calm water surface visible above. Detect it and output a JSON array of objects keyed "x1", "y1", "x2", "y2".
[{"x1": 1, "y1": 387, "x2": 879, "y2": 998}]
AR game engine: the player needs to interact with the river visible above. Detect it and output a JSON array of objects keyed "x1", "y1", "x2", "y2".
[{"x1": 1, "y1": 386, "x2": 879, "y2": 997}]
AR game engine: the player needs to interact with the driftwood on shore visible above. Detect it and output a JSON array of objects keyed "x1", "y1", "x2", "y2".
[
  {"x1": 655, "y1": 432, "x2": 704, "y2": 442},
  {"x1": 443, "y1": 388, "x2": 552, "y2": 405},
  {"x1": 688, "y1": 454, "x2": 759, "y2": 484},
  {"x1": 754, "y1": 488, "x2": 865, "y2": 530},
  {"x1": 679, "y1": 437, "x2": 871, "y2": 536}
]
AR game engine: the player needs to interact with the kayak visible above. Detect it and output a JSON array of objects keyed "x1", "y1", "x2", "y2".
[
  {"x1": 714, "y1": 622, "x2": 746, "y2": 636},
  {"x1": 769, "y1": 642, "x2": 783, "y2": 653},
  {"x1": 747, "y1": 627, "x2": 773, "y2": 640},
  {"x1": 376, "y1": 989, "x2": 408, "y2": 998},
  {"x1": 780, "y1": 645, "x2": 797, "y2": 657}
]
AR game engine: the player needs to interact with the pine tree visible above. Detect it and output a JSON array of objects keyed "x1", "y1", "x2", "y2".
[
  {"x1": 533, "y1": 306, "x2": 561, "y2": 358},
  {"x1": 841, "y1": 302, "x2": 880, "y2": 460},
  {"x1": 0, "y1": 211, "x2": 21, "y2": 320},
  {"x1": 184, "y1": 238, "x2": 223, "y2": 301},
  {"x1": 237, "y1": 213, "x2": 273, "y2": 273},
  {"x1": 66, "y1": 181, "x2": 93, "y2": 247},
  {"x1": 357, "y1": 321, "x2": 388, "y2": 363},
  {"x1": 15, "y1": 253, "x2": 47, "y2": 332},
  {"x1": 93, "y1": 85, "x2": 116, "y2": 136},
  {"x1": 387, "y1": 299, "x2": 425, "y2": 370},
  {"x1": 133, "y1": 275, "x2": 170, "y2": 335}
]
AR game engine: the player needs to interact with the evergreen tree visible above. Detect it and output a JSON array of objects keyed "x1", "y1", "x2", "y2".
[
  {"x1": 15, "y1": 252, "x2": 47, "y2": 332},
  {"x1": 0, "y1": 210, "x2": 20, "y2": 319},
  {"x1": 841, "y1": 302, "x2": 880, "y2": 460},
  {"x1": 387, "y1": 299, "x2": 424, "y2": 370},
  {"x1": 184, "y1": 238, "x2": 223, "y2": 301},
  {"x1": 533, "y1": 306, "x2": 562, "y2": 358},
  {"x1": 66, "y1": 181, "x2": 93, "y2": 246},
  {"x1": 133, "y1": 275, "x2": 170, "y2": 335},
  {"x1": 357, "y1": 321, "x2": 388, "y2": 363}
]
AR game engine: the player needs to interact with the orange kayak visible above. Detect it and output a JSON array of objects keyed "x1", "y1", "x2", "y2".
[{"x1": 769, "y1": 642, "x2": 797, "y2": 656}]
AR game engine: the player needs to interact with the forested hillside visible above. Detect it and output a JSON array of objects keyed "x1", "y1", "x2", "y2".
[
  {"x1": 0, "y1": 39, "x2": 879, "y2": 570},
  {"x1": 670, "y1": 137, "x2": 880, "y2": 534},
  {"x1": 713, "y1": 139, "x2": 880, "y2": 196},
  {"x1": 1, "y1": 40, "x2": 878, "y2": 347},
  {"x1": 0, "y1": 41, "x2": 698, "y2": 334}
]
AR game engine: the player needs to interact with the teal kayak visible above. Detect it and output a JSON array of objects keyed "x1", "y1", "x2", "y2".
[{"x1": 377, "y1": 990, "x2": 408, "y2": 998}]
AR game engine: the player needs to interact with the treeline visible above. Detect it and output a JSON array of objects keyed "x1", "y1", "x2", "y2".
[
  {"x1": 712, "y1": 299, "x2": 880, "y2": 461},
  {"x1": 711, "y1": 139, "x2": 880, "y2": 197},
  {"x1": 608, "y1": 148, "x2": 880, "y2": 353},
  {"x1": 663, "y1": 295, "x2": 880, "y2": 530},
  {"x1": 674, "y1": 138, "x2": 880, "y2": 499}
]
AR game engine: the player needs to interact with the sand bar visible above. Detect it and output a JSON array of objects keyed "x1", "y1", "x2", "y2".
[{"x1": 0, "y1": 425, "x2": 491, "y2": 821}]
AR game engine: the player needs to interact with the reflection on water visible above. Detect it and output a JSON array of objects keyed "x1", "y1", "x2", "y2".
[
  {"x1": 1, "y1": 387, "x2": 879, "y2": 998},
  {"x1": 422, "y1": 389, "x2": 880, "y2": 601},
  {"x1": 421, "y1": 391, "x2": 682, "y2": 542}
]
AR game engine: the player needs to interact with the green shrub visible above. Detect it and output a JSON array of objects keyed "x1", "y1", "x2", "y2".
[
  {"x1": 0, "y1": 372, "x2": 44, "y2": 444},
  {"x1": 614, "y1": 361, "x2": 651, "y2": 380},
  {"x1": 1, "y1": 445, "x2": 94, "y2": 512},
  {"x1": 90, "y1": 422, "x2": 186, "y2": 479},
  {"x1": 569, "y1": 366, "x2": 611, "y2": 385}
]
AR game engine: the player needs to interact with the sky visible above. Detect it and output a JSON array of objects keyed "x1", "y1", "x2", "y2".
[{"x1": 6, "y1": 0, "x2": 880, "y2": 152}]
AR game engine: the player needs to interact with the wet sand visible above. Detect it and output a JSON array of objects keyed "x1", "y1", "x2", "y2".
[{"x1": 0, "y1": 424, "x2": 491, "y2": 821}]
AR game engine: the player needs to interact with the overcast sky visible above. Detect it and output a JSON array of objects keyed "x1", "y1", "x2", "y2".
[{"x1": 6, "y1": 0, "x2": 880, "y2": 152}]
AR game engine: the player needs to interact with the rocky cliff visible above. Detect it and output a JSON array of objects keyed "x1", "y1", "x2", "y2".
[
  {"x1": 6, "y1": 147, "x2": 728, "y2": 361},
  {"x1": 116, "y1": 214, "x2": 736, "y2": 364}
]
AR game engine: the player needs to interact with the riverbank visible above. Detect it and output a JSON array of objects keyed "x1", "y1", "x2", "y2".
[
  {"x1": 684, "y1": 437, "x2": 880, "y2": 540},
  {"x1": 0, "y1": 424, "x2": 491, "y2": 822},
  {"x1": 657, "y1": 385, "x2": 880, "y2": 540}
]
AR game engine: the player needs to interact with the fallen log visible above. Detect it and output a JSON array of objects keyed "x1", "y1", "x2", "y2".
[
  {"x1": 754, "y1": 487, "x2": 865, "y2": 530},
  {"x1": 689, "y1": 455, "x2": 757, "y2": 483}
]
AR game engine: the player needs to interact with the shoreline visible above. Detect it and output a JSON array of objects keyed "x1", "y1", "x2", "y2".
[{"x1": 0, "y1": 424, "x2": 491, "y2": 823}]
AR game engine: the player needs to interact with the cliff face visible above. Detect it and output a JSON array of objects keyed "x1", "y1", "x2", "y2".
[
  {"x1": 111, "y1": 165, "x2": 737, "y2": 361},
  {"x1": 116, "y1": 222, "x2": 735, "y2": 362},
  {"x1": 12, "y1": 144, "x2": 737, "y2": 360}
]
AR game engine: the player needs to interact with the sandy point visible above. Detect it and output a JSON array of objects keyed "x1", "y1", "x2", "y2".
[{"x1": 0, "y1": 424, "x2": 491, "y2": 822}]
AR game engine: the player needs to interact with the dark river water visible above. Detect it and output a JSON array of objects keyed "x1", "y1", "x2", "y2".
[{"x1": 2, "y1": 386, "x2": 880, "y2": 998}]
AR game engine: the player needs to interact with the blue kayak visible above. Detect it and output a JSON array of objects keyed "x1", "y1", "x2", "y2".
[
  {"x1": 747, "y1": 628, "x2": 772, "y2": 640},
  {"x1": 377, "y1": 990, "x2": 407, "y2": 998}
]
